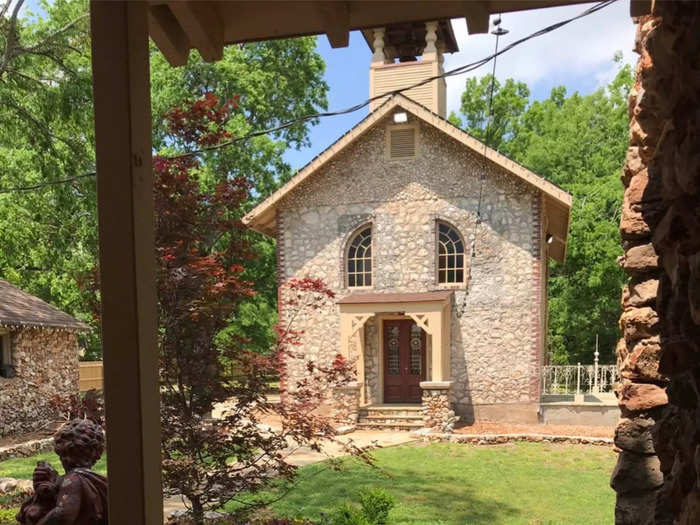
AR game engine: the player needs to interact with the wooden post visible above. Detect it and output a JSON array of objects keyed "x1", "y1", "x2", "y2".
[{"x1": 90, "y1": 2, "x2": 162, "y2": 524}]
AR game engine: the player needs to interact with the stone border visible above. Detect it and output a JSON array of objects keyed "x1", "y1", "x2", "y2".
[
  {"x1": 0, "y1": 437, "x2": 54, "y2": 462},
  {"x1": 411, "y1": 431, "x2": 613, "y2": 446}
]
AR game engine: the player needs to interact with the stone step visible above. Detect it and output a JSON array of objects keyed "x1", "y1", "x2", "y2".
[
  {"x1": 359, "y1": 414, "x2": 423, "y2": 421},
  {"x1": 356, "y1": 421, "x2": 424, "y2": 431},
  {"x1": 359, "y1": 405, "x2": 424, "y2": 418}
]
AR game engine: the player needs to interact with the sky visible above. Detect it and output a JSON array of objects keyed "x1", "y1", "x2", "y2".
[{"x1": 282, "y1": 0, "x2": 636, "y2": 170}]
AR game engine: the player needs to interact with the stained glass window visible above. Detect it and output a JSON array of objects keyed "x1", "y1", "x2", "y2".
[
  {"x1": 437, "y1": 222, "x2": 465, "y2": 284},
  {"x1": 347, "y1": 226, "x2": 372, "y2": 287},
  {"x1": 410, "y1": 324, "x2": 422, "y2": 376},
  {"x1": 387, "y1": 325, "x2": 400, "y2": 375}
]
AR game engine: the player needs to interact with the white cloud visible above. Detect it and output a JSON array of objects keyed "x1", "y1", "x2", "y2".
[{"x1": 444, "y1": 0, "x2": 636, "y2": 115}]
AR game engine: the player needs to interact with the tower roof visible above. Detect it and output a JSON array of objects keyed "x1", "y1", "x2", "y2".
[{"x1": 361, "y1": 19, "x2": 459, "y2": 58}]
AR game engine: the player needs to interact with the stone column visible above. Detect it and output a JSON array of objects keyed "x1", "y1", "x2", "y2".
[
  {"x1": 611, "y1": 13, "x2": 669, "y2": 525},
  {"x1": 632, "y1": 3, "x2": 700, "y2": 524},
  {"x1": 420, "y1": 381, "x2": 456, "y2": 433},
  {"x1": 332, "y1": 381, "x2": 362, "y2": 427}
]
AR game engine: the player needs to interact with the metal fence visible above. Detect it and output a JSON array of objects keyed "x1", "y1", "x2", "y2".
[{"x1": 541, "y1": 363, "x2": 618, "y2": 395}]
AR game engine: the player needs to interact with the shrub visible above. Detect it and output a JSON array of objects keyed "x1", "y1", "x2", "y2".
[
  {"x1": 328, "y1": 503, "x2": 370, "y2": 525},
  {"x1": 358, "y1": 489, "x2": 394, "y2": 525},
  {"x1": 0, "y1": 508, "x2": 18, "y2": 524}
]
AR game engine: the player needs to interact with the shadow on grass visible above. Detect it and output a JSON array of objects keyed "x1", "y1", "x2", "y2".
[{"x1": 229, "y1": 446, "x2": 520, "y2": 525}]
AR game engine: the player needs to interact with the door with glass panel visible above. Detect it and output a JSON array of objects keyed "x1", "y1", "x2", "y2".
[{"x1": 383, "y1": 319, "x2": 425, "y2": 403}]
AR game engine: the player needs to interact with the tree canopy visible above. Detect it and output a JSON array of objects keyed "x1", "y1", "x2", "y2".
[
  {"x1": 451, "y1": 57, "x2": 633, "y2": 364},
  {"x1": 0, "y1": 0, "x2": 328, "y2": 358}
]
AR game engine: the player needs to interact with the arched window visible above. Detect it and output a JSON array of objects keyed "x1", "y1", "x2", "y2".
[
  {"x1": 437, "y1": 221, "x2": 465, "y2": 285},
  {"x1": 347, "y1": 226, "x2": 372, "y2": 287}
]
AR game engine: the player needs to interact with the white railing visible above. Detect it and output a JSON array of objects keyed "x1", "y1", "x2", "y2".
[{"x1": 541, "y1": 363, "x2": 619, "y2": 395}]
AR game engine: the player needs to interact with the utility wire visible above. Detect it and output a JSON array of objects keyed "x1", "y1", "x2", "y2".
[
  {"x1": 0, "y1": 0, "x2": 617, "y2": 194},
  {"x1": 456, "y1": 15, "x2": 507, "y2": 318},
  {"x1": 0, "y1": 172, "x2": 96, "y2": 194}
]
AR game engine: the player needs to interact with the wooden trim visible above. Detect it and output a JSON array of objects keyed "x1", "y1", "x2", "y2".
[{"x1": 90, "y1": 2, "x2": 162, "y2": 523}]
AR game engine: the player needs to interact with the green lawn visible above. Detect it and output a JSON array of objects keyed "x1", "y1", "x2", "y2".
[
  {"x1": 0, "y1": 452, "x2": 107, "y2": 480},
  {"x1": 230, "y1": 442, "x2": 617, "y2": 525},
  {"x1": 1, "y1": 442, "x2": 616, "y2": 525}
]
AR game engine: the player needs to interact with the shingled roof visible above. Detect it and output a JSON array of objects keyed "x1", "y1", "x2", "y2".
[{"x1": 0, "y1": 279, "x2": 90, "y2": 331}]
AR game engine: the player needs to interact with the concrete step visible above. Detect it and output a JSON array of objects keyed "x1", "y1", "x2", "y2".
[
  {"x1": 360, "y1": 414, "x2": 423, "y2": 421},
  {"x1": 359, "y1": 405, "x2": 424, "y2": 418},
  {"x1": 356, "y1": 421, "x2": 423, "y2": 431}
]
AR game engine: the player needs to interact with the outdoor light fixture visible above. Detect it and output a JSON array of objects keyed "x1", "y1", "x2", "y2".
[
  {"x1": 546, "y1": 233, "x2": 553, "y2": 244},
  {"x1": 393, "y1": 111, "x2": 408, "y2": 123}
]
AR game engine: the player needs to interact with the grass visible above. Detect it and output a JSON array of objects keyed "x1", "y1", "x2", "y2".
[
  {"x1": 229, "y1": 442, "x2": 617, "y2": 525},
  {"x1": 1, "y1": 442, "x2": 616, "y2": 524},
  {"x1": 0, "y1": 452, "x2": 107, "y2": 480}
]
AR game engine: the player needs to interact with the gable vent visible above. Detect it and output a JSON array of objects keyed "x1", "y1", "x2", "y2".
[{"x1": 389, "y1": 127, "x2": 416, "y2": 159}]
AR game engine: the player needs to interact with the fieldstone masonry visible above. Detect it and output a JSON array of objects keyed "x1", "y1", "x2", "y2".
[
  {"x1": 331, "y1": 382, "x2": 362, "y2": 425},
  {"x1": 612, "y1": 3, "x2": 700, "y2": 523},
  {"x1": 0, "y1": 329, "x2": 79, "y2": 437},
  {"x1": 421, "y1": 383, "x2": 457, "y2": 433},
  {"x1": 278, "y1": 113, "x2": 545, "y2": 423}
]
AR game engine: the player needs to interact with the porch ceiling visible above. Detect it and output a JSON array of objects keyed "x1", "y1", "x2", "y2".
[{"x1": 146, "y1": 0, "x2": 613, "y2": 66}]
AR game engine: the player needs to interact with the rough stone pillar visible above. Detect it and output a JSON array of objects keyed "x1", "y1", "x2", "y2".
[
  {"x1": 332, "y1": 382, "x2": 362, "y2": 426},
  {"x1": 613, "y1": 3, "x2": 700, "y2": 523},
  {"x1": 640, "y1": 3, "x2": 700, "y2": 523},
  {"x1": 611, "y1": 13, "x2": 670, "y2": 525},
  {"x1": 420, "y1": 381, "x2": 456, "y2": 433}
]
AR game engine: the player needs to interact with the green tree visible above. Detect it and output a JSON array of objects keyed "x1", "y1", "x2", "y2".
[
  {"x1": 452, "y1": 60, "x2": 633, "y2": 363},
  {"x1": 150, "y1": 38, "x2": 328, "y2": 355},
  {"x1": 456, "y1": 75, "x2": 530, "y2": 154},
  {"x1": 1, "y1": 0, "x2": 328, "y2": 358},
  {"x1": 0, "y1": 0, "x2": 99, "y2": 356}
]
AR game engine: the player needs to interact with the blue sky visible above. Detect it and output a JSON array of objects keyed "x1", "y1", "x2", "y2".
[
  {"x1": 283, "y1": 0, "x2": 636, "y2": 170},
  {"x1": 21, "y1": 0, "x2": 636, "y2": 171}
]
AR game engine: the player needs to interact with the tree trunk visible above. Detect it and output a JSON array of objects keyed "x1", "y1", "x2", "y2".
[{"x1": 190, "y1": 498, "x2": 205, "y2": 525}]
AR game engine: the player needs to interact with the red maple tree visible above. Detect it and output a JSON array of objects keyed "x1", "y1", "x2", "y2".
[{"x1": 151, "y1": 95, "x2": 368, "y2": 522}]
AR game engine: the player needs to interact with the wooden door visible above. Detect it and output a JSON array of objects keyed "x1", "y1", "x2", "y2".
[{"x1": 383, "y1": 319, "x2": 425, "y2": 403}]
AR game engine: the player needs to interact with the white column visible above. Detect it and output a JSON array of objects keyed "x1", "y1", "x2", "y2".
[
  {"x1": 371, "y1": 27, "x2": 386, "y2": 63},
  {"x1": 90, "y1": 2, "x2": 162, "y2": 523}
]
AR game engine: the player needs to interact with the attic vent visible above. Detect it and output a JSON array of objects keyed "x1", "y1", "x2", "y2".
[{"x1": 388, "y1": 126, "x2": 417, "y2": 159}]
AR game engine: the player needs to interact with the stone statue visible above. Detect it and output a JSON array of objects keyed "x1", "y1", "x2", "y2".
[{"x1": 17, "y1": 419, "x2": 108, "y2": 525}]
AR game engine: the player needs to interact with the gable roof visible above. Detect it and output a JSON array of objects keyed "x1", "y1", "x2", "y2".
[
  {"x1": 0, "y1": 279, "x2": 90, "y2": 331},
  {"x1": 243, "y1": 95, "x2": 572, "y2": 262}
]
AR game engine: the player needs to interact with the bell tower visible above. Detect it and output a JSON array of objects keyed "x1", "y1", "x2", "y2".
[{"x1": 364, "y1": 20, "x2": 459, "y2": 117}]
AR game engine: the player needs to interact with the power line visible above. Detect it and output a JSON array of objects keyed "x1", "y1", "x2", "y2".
[
  {"x1": 0, "y1": 172, "x2": 96, "y2": 194},
  {"x1": 0, "y1": 0, "x2": 617, "y2": 194}
]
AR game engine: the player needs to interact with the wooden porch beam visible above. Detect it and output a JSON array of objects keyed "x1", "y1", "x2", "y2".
[
  {"x1": 317, "y1": 1, "x2": 350, "y2": 49},
  {"x1": 148, "y1": 4, "x2": 190, "y2": 67},
  {"x1": 90, "y1": 2, "x2": 162, "y2": 523},
  {"x1": 464, "y1": 1, "x2": 490, "y2": 34},
  {"x1": 168, "y1": 1, "x2": 223, "y2": 62}
]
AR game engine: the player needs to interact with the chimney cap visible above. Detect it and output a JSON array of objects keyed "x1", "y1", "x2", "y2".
[{"x1": 361, "y1": 19, "x2": 459, "y2": 57}]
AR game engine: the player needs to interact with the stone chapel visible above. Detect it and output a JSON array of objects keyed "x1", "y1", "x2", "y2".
[{"x1": 243, "y1": 20, "x2": 571, "y2": 431}]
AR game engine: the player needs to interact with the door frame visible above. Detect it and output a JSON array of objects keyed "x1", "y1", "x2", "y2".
[{"x1": 380, "y1": 317, "x2": 427, "y2": 404}]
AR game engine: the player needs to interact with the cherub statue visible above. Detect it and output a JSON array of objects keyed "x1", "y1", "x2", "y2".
[{"x1": 17, "y1": 418, "x2": 108, "y2": 525}]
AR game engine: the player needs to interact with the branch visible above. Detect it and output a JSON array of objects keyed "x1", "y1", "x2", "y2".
[
  {"x1": 23, "y1": 12, "x2": 88, "y2": 53},
  {"x1": 0, "y1": 0, "x2": 25, "y2": 77}
]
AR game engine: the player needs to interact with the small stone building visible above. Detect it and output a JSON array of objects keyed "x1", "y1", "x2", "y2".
[
  {"x1": 243, "y1": 21, "x2": 572, "y2": 429},
  {"x1": 0, "y1": 279, "x2": 88, "y2": 437}
]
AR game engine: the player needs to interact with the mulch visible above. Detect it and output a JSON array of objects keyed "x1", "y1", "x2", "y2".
[
  {"x1": 454, "y1": 420, "x2": 614, "y2": 438},
  {"x1": 0, "y1": 423, "x2": 60, "y2": 449}
]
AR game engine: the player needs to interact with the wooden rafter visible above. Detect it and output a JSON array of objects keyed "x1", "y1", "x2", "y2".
[{"x1": 168, "y1": 1, "x2": 223, "y2": 63}]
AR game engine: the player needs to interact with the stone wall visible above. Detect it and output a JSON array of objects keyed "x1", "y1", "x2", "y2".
[
  {"x1": 278, "y1": 113, "x2": 544, "y2": 422},
  {"x1": 612, "y1": 3, "x2": 700, "y2": 523},
  {"x1": 0, "y1": 328, "x2": 80, "y2": 437}
]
